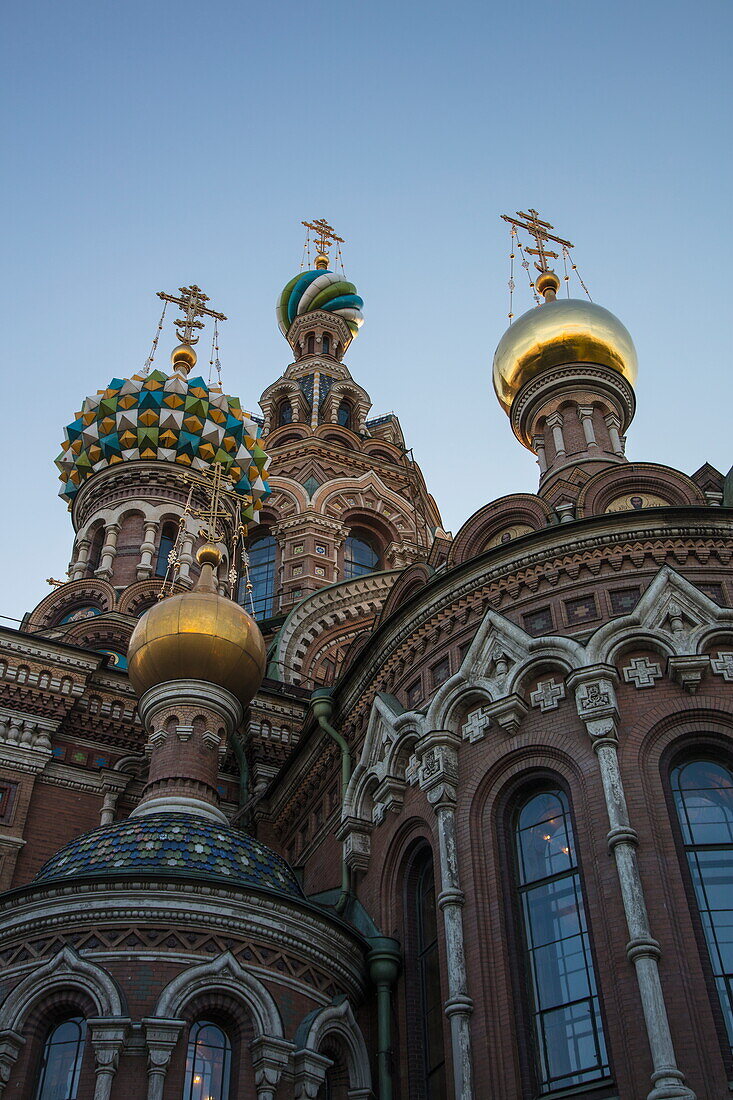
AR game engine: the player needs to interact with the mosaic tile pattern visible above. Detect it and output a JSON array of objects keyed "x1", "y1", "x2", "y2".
[
  {"x1": 35, "y1": 813, "x2": 302, "y2": 897},
  {"x1": 56, "y1": 370, "x2": 270, "y2": 520}
]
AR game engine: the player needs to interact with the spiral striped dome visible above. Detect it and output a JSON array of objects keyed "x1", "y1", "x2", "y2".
[{"x1": 276, "y1": 269, "x2": 364, "y2": 339}]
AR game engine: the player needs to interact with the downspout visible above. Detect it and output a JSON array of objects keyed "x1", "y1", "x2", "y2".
[
  {"x1": 310, "y1": 688, "x2": 352, "y2": 913},
  {"x1": 231, "y1": 733, "x2": 249, "y2": 808},
  {"x1": 367, "y1": 936, "x2": 401, "y2": 1100}
]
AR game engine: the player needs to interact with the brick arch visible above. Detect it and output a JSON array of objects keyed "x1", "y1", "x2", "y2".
[
  {"x1": 61, "y1": 618, "x2": 134, "y2": 655},
  {"x1": 314, "y1": 423, "x2": 364, "y2": 450},
  {"x1": 576, "y1": 462, "x2": 707, "y2": 518},
  {"x1": 448, "y1": 494, "x2": 552, "y2": 567},
  {"x1": 377, "y1": 817, "x2": 435, "y2": 937},
  {"x1": 378, "y1": 563, "x2": 433, "y2": 625},
  {"x1": 0, "y1": 947, "x2": 124, "y2": 1033},
  {"x1": 117, "y1": 578, "x2": 167, "y2": 616},
  {"x1": 27, "y1": 577, "x2": 117, "y2": 629}
]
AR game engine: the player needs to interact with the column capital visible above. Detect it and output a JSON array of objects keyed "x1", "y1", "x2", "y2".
[
  {"x1": 568, "y1": 665, "x2": 620, "y2": 742},
  {"x1": 406, "y1": 730, "x2": 460, "y2": 807},
  {"x1": 250, "y1": 1036, "x2": 295, "y2": 1100},
  {"x1": 0, "y1": 1030, "x2": 25, "y2": 1095}
]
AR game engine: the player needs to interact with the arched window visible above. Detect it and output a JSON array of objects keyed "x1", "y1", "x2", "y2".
[
  {"x1": 240, "y1": 533, "x2": 276, "y2": 619},
  {"x1": 183, "y1": 1021, "x2": 231, "y2": 1100},
  {"x1": 513, "y1": 789, "x2": 610, "y2": 1093},
  {"x1": 277, "y1": 400, "x2": 293, "y2": 427},
  {"x1": 337, "y1": 400, "x2": 351, "y2": 429},
  {"x1": 306, "y1": 333, "x2": 316, "y2": 354},
  {"x1": 671, "y1": 757, "x2": 733, "y2": 1051},
  {"x1": 343, "y1": 533, "x2": 379, "y2": 579},
  {"x1": 35, "y1": 1016, "x2": 87, "y2": 1100},
  {"x1": 86, "y1": 526, "x2": 104, "y2": 576},
  {"x1": 322, "y1": 333, "x2": 331, "y2": 355},
  {"x1": 155, "y1": 522, "x2": 177, "y2": 578},
  {"x1": 414, "y1": 852, "x2": 446, "y2": 1097}
]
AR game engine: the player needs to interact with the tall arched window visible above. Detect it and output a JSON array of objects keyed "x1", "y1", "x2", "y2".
[
  {"x1": 513, "y1": 789, "x2": 610, "y2": 1093},
  {"x1": 240, "y1": 533, "x2": 276, "y2": 619},
  {"x1": 277, "y1": 400, "x2": 293, "y2": 426},
  {"x1": 306, "y1": 333, "x2": 316, "y2": 354},
  {"x1": 85, "y1": 526, "x2": 104, "y2": 576},
  {"x1": 343, "y1": 533, "x2": 379, "y2": 579},
  {"x1": 35, "y1": 1016, "x2": 86, "y2": 1100},
  {"x1": 415, "y1": 853, "x2": 446, "y2": 1097},
  {"x1": 183, "y1": 1021, "x2": 231, "y2": 1100},
  {"x1": 322, "y1": 333, "x2": 331, "y2": 355},
  {"x1": 337, "y1": 400, "x2": 351, "y2": 429},
  {"x1": 155, "y1": 522, "x2": 177, "y2": 578},
  {"x1": 671, "y1": 757, "x2": 733, "y2": 1051}
]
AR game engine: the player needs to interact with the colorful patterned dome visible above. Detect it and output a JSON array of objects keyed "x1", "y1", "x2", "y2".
[
  {"x1": 55, "y1": 369, "x2": 270, "y2": 520},
  {"x1": 276, "y1": 269, "x2": 364, "y2": 338},
  {"x1": 34, "y1": 814, "x2": 303, "y2": 897}
]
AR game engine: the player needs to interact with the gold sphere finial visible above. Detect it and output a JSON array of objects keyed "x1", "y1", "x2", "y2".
[
  {"x1": 535, "y1": 270, "x2": 561, "y2": 301},
  {"x1": 196, "y1": 543, "x2": 222, "y2": 567},
  {"x1": 171, "y1": 343, "x2": 197, "y2": 373},
  {"x1": 314, "y1": 253, "x2": 329, "y2": 271}
]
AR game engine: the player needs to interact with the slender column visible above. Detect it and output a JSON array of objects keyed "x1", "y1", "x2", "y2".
[
  {"x1": 96, "y1": 522, "x2": 120, "y2": 580},
  {"x1": 71, "y1": 537, "x2": 90, "y2": 581},
  {"x1": 577, "y1": 405, "x2": 598, "y2": 448},
  {"x1": 137, "y1": 520, "x2": 159, "y2": 579},
  {"x1": 604, "y1": 412, "x2": 625, "y2": 455},
  {"x1": 177, "y1": 530, "x2": 195, "y2": 586},
  {"x1": 407, "y1": 731, "x2": 475, "y2": 1099},
  {"x1": 143, "y1": 1019, "x2": 184, "y2": 1100},
  {"x1": 89, "y1": 1018, "x2": 130, "y2": 1100},
  {"x1": 568, "y1": 669, "x2": 695, "y2": 1100},
  {"x1": 532, "y1": 434, "x2": 547, "y2": 474},
  {"x1": 99, "y1": 770, "x2": 129, "y2": 826},
  {"x1": 546, "y1": 412, "x2": 566, "y2": 458}
]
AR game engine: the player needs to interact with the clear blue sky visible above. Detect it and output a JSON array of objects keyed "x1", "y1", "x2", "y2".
[{"x1": 2, "y1": 0, "x2": 731, "y2": 621}]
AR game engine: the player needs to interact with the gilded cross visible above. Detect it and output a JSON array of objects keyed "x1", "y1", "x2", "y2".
[
  {"x1": 156, "y1": 285, "x2": 227, "y2": 347},
  {"x1": 501, "y1": 208, "x2": 574, "y2": 273},
  {"x1": 301, "y1": 218, "x2": 344, "y2": 261},
  {"x1": 184, "y1": 462, "x2": 243, "y2": 544}
]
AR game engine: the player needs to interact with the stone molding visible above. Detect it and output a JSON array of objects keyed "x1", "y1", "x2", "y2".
[
  {"x1": 155, "y1": 951, "x2": 283, "y2": 1037},
  {"x1": 136, "y1": 680, "x2": 243, "y2": 735},
  {"x1": 0, "y1": 946, "x2": 124, "y2": 1033}
]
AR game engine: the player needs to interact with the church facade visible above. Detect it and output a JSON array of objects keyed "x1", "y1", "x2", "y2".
[{"x1": 0, "y1": 223, "x2": 732, "y2": 1100}]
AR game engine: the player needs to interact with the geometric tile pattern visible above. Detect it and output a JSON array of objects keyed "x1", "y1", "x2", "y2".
[
  {"x1": 55, "y1": 370, "x2": 270, "y2": 523},
  {"x1": 276, "y1": 268, "x2": 364, "y2": 338},
  {"x1": 34, "y1": 813, "x2": 303, "y2": 897}
]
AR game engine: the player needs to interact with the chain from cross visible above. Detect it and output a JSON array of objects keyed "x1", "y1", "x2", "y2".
[
  {"x1": 301, "y1": 218, "x2": 344, "y2": 259},
  {"x1": 185, "y1": 462, "x2": 243, "y2": 544},
  {"x1": 501, "y1": 208, "x2": 574, "y2": 273},
  {"x1": 156, "y1": 285, "x2": 227, "y2": 347}
]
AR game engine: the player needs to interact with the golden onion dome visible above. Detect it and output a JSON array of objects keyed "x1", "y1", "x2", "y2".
[
  {"x1": 127, "y1": 546, "x2": 266, "y2": 708},
  {"x1": 492, "y1": 297, "x2": 638, "y2": 414}
]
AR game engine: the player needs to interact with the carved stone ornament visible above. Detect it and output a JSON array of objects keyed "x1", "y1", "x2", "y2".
[
  {"x1": 623, "y1": 656, "x2": 662, "y2": 689},
  {"x1": 406, "y1": 731, "x2": 460, "y2": 806},
  {"x1": 668, "y1": 654, "x2": 710, "y2": 694}
]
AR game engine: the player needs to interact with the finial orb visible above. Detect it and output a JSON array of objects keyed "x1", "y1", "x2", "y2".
[
  {"x1": 492, "y1": 298, "x2": 638, "y2": 415},
  {"x1": 535, "y1": 270, "x2": 561, "y2": 299},
  {"x1": 171, "y1": 343, "x2": 197, "y2": 371},
  {"x1": 196, "y1": 543, "x2": 222, "y2": 567},
  {"x1": 314, "y1": 253, "x2": 329, "y2": 270}
]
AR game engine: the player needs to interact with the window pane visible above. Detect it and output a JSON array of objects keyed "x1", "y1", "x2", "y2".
[
  {"x1": 240, "y1": 535, "x2": 276, "y2": 619},
  {"x1": 184, "y1": 1021, "x2": 231, "y2": 1100},
  {"x1": 36, "y1": 1017, "x2": 86, "y2": 1100},
  {"x1": 514, "y1": 790, "x2": 609, "y2": 1093},
  {"x1": 672, "y1": 758, "x2": 733, "y2": 1049},
  {"x1": 344, "y1": 536, "x2": 379, "y2": 579}
]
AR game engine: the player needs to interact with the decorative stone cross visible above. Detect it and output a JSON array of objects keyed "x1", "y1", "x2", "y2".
[
  {"x1": 623, "y1": 656, "x2": 662, "y2": 689},
  {"x1": 530, "y1": 679, "x2": 566, "y2": 712},
  {"x1": 711, "y1": 652, "x2": 733, "y2": 682},
  {"x1": 461, "y1": 705, "x2": 492, "y2": 743}
]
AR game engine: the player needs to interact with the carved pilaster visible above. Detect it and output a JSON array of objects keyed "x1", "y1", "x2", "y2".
[
  {"x1": 142, "y1": 1017, "x2": 185, "y2": 1100},
  {"x1": 88, "y1": 1018, "x2": 130, "y2": 1100},
  {"x1": 250, "y1": 1035, "x2": 295, "y2": 1100},
  {"x1": 0, "y1": 1030, "x2": 25, "y2": 1098}
]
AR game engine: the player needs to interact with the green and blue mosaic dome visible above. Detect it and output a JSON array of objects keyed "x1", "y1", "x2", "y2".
[
  {"x1": 35, "y1": 813, "x2": 303, "y2": 897},
  {"x1": 56, "y1": 370, "x2": 270, "y2": 521},
  {"x1": 276, "y1": 269, "x2": 364, "y2": 339}
]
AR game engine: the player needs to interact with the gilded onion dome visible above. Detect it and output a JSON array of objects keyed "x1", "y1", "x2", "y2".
[
  {"x1": 127, "y1": 545, "x2": 267, "y2": 709},
  {"x1": 276, "y1": 268, "x2": 364, "y2": 339},
  {"x1": 492, "y1": 296, "x2": 638, "y2": 415},
  {"x1": 55, "y1": 363, "x2": 270, "y2": 521}
]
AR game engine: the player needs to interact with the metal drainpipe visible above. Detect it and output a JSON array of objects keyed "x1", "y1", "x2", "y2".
[
  {"x1": 310, "y1": 689, "x2": 352, "y2": 912},
  {"x1": 367, "y1": 936, "x2": 401, "y2": 1100},
  {"x1": 230, "y1": 733, "x2": 249, "y2": 808}
]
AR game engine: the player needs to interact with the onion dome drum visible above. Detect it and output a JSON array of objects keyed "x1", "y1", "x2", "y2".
[{"x1": 492, "y1": 297, "x2": 638, "y2": 414}]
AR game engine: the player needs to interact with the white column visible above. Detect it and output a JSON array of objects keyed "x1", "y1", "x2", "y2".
[
  {"x1": 137, "y1": 520, "x2": 159, "y2": 580},
  {"x1": 96, "y1": 522, "x2": 120, "y2": 580},
  {"x1": 88, "y1": 1019, "x2": 129, "y2": 1100},
  {"x1": 71, "y1": 538, "x2": 90, "y2": 581},
  {"x1": 569, "y1": 669, "x2": 696, "y2": 1100},
  {"x1": 99, "y1": 771, "x2": 129, "y2": 826},
  {"x1": 578, "y1": 405, "x2": 598, "y2": 449},
  {"x1": 408, "y1": 731, "x2": 475, "y2": 1099},
  {"x1": 177, "y1": 530, "x2": 195, "y2": 587},
  {"x1": 604, "y1": 413, "x2": 625, "y2": 456},
  {"x1": 532, "y1": 434, "x2": 548, "y2": 474},
  {"x1": 546, "y1": 412, "x2": 566, "y2": 458},
  {"x1": 143, "y1": 1019, "x2": 184, "y2": 1100}
]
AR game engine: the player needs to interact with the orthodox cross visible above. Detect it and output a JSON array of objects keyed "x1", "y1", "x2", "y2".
[
  {"x1": 301, "y1": 218, "x2": 344, "y2": 260},
  {"x1": 186, "y1": 462, "x2": 242, "y2": 544},
  {"x1": 501, "y1": 208, "x2": 573, "y2": 273},
  {"x1": 156, "y1": 285, "x2": 227, "y2": 347}
]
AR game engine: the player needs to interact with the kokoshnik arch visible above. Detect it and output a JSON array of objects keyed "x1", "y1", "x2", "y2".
[{"x1": 0, "y1": 211, "x2": 731, "y2": 1100}]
